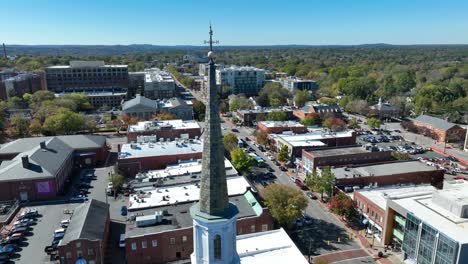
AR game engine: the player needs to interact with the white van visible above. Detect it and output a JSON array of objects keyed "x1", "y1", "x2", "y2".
[{"x1": 119, "y1": 233, "x2": 125, "y2": 248}]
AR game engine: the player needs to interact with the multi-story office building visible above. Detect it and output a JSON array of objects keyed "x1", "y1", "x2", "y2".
[
  {"x1": 0, "y1": 72, "x2": 45, "y2": 100},
  {"x1": 45, "y1": 61, "x2": 129, "y2": 108},
  {"x1": 216, "y1": 66, "x2": 265, "y2": 95},
  {"x1": 128, "y1": 71, "x2": 146, "y2": 99},
  {"x1": 144, "y1": 69, "x2": 176, "y2": 100},
  {"x1": 280, "y1": 77, "x2": 318, "y2": 92}
]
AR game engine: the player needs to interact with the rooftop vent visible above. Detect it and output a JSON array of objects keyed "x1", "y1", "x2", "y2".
[{"x1": 21, "y1": 155, "x2": 29, "y2": 169}]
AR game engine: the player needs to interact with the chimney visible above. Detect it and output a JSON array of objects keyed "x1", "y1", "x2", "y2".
[
  {"x1": 40, "y1": 141, "x2": 46, "y2": 149},
  {"x1": 21, "y1": 155, "x2": 29, "y2": 169}
]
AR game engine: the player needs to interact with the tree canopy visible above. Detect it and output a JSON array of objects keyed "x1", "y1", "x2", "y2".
[
  {"x1": 263, "y1": 184, "x2": 308, "y2": 229},
  {"x1": 230, "y1": 148, "x2": 254, "y2": 174},
  {"x1": 223, "y1": 133, "x2": 238, "y2": 152}
]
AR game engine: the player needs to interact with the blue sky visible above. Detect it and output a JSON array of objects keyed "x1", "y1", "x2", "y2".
[{"x1": 2, "y1": 0, "x2": 468, "y2": 45}]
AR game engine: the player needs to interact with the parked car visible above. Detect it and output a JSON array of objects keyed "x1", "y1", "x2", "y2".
[
  {"x1": 0, "y1": 244, "x2": 17, "y2": 256},
  {"x1": 306, "y1": 192, "x2": 317, "y2": 200},
  {"x1": 3, "y1": 233, "x2": 23, "y2": 244},
  {"x1": 295, "y1": 180, "x2": 308, "y2": 190},
  {"x1": 70, "y1": 195, "x2": 88, "y2": 202},
  {"x1": 302, "y1": 212, "x2": 313, "y2": 225},
  {"x1": 120, "y1": 206, "x2": 128, "y2": 216},
  {"x1": 8, "y1": 226, "x2": 27, "y2": 236},
  {"x1": 53, "y1": 229, "x2": 66, "y2": 240},
  {"x1": 60, "y1": 219, "x2": 70, "y2": 228},
  {"x1": 18, "y1": 208, "x2": 38, "y2": 219},
  {"x1": 279, "y1": 166, "x2": 287, "y2": 172},
  {"x1": 290, "y1": 177, "x2": 298, "y2": 183}
]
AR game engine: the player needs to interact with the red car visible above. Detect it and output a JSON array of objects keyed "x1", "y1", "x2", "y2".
[{"x1": 295, "y1": 179, "x2": 308, "y2": 190}]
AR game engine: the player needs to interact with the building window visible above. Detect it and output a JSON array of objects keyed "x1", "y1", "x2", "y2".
[
  {"x1": 214, "y1": 234, "x2": 222, "y2": 260},
  {"x1": 170, "y1": 238, "x2": 175, "y2": 245},
  {"x1": 76, "y1": 242, "x2": 81, "y2": 248},
  {"x1": 77, "y1": 250, "x2": 83, "y2": 258},
  {"x1": 66, "y1": 252, "x2": 72, "y2": 259},
  {"x1": 262, "y1": 224, "x2": 268, "y2": 232},
  {"x1": 152, "y1": 240, "x2": 158, "y2": 247},
  {"x1": 88, "y1": 248, "x2": 94, "y2": 256},
  {"x1": 131, "y1": 242, "x2": 137, "y2": 251},
  {"x1": 182, "y1": 236, "x2": 187, "y2": 243},
  {"x1": 250, "y1": 225, "x2": 255, "y2": 233},
  {"x1": 142, "y1": 240, "x2": 147, "y2": 249}
]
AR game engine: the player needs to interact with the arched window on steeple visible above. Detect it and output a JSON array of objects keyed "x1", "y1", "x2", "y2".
[{"x1": 214, "y1": 234, "x2": 222, "y2": 259}]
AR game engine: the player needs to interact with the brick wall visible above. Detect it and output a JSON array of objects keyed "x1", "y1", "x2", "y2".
[
  {"x1": 125, "y1": 208, "x2": 274, "y2": 264},
  {"x1": 353, "y1": 191, "x2": 386, "y2": 229}
]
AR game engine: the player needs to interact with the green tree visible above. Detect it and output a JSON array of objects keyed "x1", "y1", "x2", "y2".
[
  {"x1": 192, "y1": 100, "x2": 206, "y2": 121},
  {"x1": 10, "y1": 115, "x2": 30, "y2": 137},
  {"x1": 230, "y1": 148, "x2": 254, "y2": 173},
  {"x1": 223, "y1": 133, "x2": 238, "y2": 152},
  {"x1": 367, "y1": 117, "x2": 381, "y2": 130},
  {"x1": 229, "y1": 96, "x2": 253, "y2": 112},
  {"x1": 294, "y1": 90, "x2": 311, "y2": 107},
  {"x1": 266, "y1": 111, "x2": 287, "y2": 121},
  {"x1": 30, "y1": 90, "x2": 55, "y2": 108},
  {"x1": 257, "y1": 92, "x2": 270, "y2": 107},
  {"x1": 42, "y1": 108, "x2": 86, "y2": 135},
  {"x1": 29, "y1": 119, "x2": 42, "y2": 136},
  {"x1": 348, "y1": 118, "x2": 360, "y2": 129},
  {"x1": 263, "y1": 184, "x2": 308, "y2": 229},
  {"x1": 109, "y1": 172, "x2": 125, "y2": 193},
  {"x1": 306, "y1": 167, "x2": 335, "y2": 201},
  {"x1": 329, "y1": 192, "x2": 356, "y2": 220},
  {"x1": 277, "y1": 145, "x2": 289, "y2": 163},
  {"x1": 300, "y1": 116, "x2": 316, "y2": 126}
]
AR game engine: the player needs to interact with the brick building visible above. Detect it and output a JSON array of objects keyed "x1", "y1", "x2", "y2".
[
  {"x1": 270, "y1": 130, "x2": 356, "y2": 159},
  {"x1": 117, "y1": 139, "x2": 203, "y2": 177},
  {"x1": 293, "y1": 103, "x2": 342, "y2": 120},
  {"x1": 127, "y1": 119, "x2": 201, "y2": 143},
  {"x1": 404, "y1": 115, "x2": 467, "y2": 143},
  {"x1": 302, "y1": 145, "x2": 393, "y2": 175},
  {"x1": 58, "y1": 199, "x2": 110, "y2": 264},
  {"x1": 0, "y1": 135, "x2": 108, "y2": 201},
  {"x1": 257, "y1": 121, "x2": 308, "y2": 134},
  {"x1": 124, "y1": 178, "x2": 274, "y2": 264},
  {"x1": 0, "y1": 72, "x2": 45, "y2": 100},
  {"x1": 331, "y1": 161, "x2": 444, "y2": 189}
]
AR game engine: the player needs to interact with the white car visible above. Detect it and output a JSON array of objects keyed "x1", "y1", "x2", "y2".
[
  {"x1": 70, "y1": 195, "x2": 88, "y2": 202},
  {"x1": 61, "y1": 219, "x2": 70, "y2": 228},
  {"x1": 53, "y1": 228, "x2": 66, "y2": 240},
  {"x1": 290, "y1": 177, "x2": 298, "y2": 183}
]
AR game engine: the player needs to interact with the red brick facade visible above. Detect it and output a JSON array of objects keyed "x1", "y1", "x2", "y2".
[
  {"x1": 118, "y1": 152, "x2": 203, "y2": 177},
  {"x1": 125, "y1": 208, "x2": 275, "y2": 264},
  {"x1": 127, "y1": 127, "x2": 202, "y2": 143},
  {"x1": 58, "y1": 211, "x2": 110, "y2": 264},
  {"x1": 404, "y1": 120, "x2": 467, "y2": 143},
  {"x1": 353, "y1": 191, "x2": 386, "y2": 229},
  {"x1": 301, "y1": 147, "x2": 393, "y2": 172}
]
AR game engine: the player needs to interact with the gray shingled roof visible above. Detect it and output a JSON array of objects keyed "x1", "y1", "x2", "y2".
[
  {"x1": 0, "y1": 137, "x2": 73, "y2": 181},
  {"x1": 414, "y1": 115, "x2": 458, "y2": 131},
  {"x1": 60, "y1": 199, "x2": 109, "y2": 245},
  {"x1": 0, "y1": 135, "x2": 106, "y2": 155},
  {"x1": 122, "y1": 95, "x2": 158, "y2": 111}
]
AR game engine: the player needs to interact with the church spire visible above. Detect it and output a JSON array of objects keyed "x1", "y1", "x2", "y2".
[{"x1": 199, "y1": 24, "x2": 229, "y2": 216}]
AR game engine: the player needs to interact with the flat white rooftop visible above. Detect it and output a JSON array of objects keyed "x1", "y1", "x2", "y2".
[
  {"x1": 259, "y1": 121, "x2": 305, "y2": 128},
  {"x1": 128, "y1": 119, "x2": 200, "y2": 132},
  {"x1": 137, "y1": 159, "x2": 237, "y2": 180},
  {"x1": 354, "y1": 185, "x2": 436, "y2": 211},
  {"x1": 271, "y1": 130, "x2": 353, "y2": 147},
  {"x1": 237, "y1": 228, "x2": 308, "y2": 264},
  {"x1": 119, "y1": 140, "x2": 202, "y2": 159},
  {"x1": 128, "y1": 176, "x2": 251, "y2": 210},
  {"x1": 392, "y1": 180, "x2": 468, "y2": 243}
]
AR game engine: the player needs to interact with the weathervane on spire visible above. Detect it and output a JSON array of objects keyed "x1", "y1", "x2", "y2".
[{"x1": 204, "y1": 23, "x2": 219, "y2": 62}]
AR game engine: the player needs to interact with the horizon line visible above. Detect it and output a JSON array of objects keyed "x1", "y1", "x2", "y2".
[{"x1": 3, "y1": 43, "x2": 468, "y2": 47}]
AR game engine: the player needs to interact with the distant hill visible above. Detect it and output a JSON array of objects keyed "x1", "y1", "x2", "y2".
[{"x1": 4, "y1": 43, "x2": 468, "y2": 56}]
